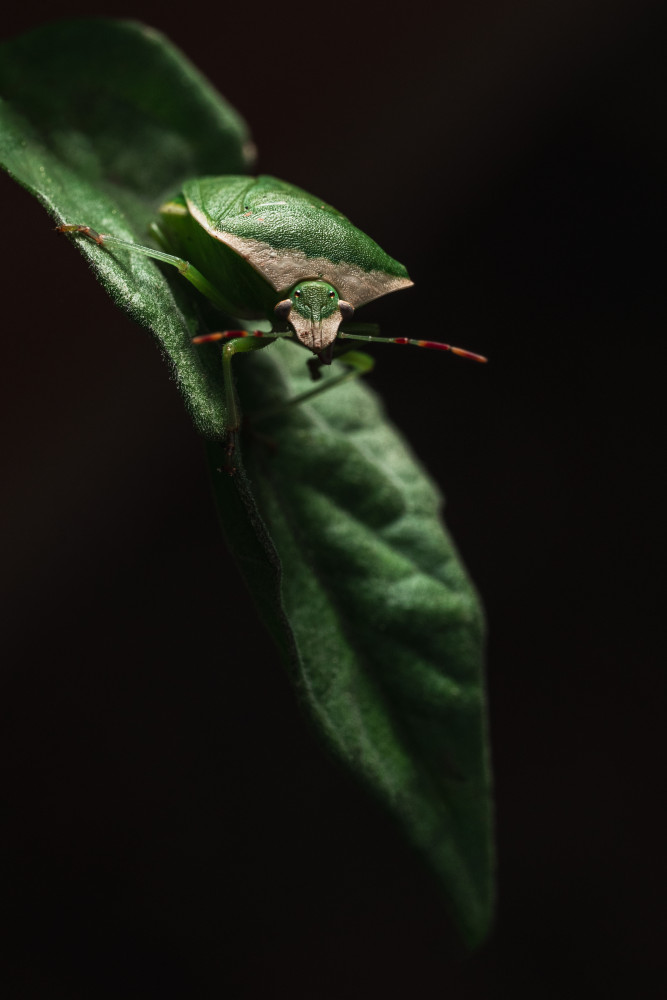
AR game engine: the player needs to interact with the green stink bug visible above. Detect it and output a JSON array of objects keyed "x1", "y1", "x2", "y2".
[
  {"x1": 160, "y1": 175, "x2": 414, "y2": 356},
  {"x1": 58, "y1": 174, "x2": 485, "y2": 457}
]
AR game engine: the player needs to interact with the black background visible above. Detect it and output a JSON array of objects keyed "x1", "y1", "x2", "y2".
[{"x1": 1, "y1": 2, "x2": 664, "y2": 996}]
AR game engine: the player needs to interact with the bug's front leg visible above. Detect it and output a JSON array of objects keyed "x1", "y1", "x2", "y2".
[
  {"x1": 221, "y1": 337, "x2": 256, "y2": 466},
  {"x1": 202, "y1": 332, "x2": 291, "y2": 472}
]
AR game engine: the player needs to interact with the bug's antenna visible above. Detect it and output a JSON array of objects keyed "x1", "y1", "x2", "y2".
[
  {"x1": 191, "y1": 329, "x2": 293, "y2": 345},
  {"x1": 337, "y1": 331, "x2": 488, "y2": 362}
]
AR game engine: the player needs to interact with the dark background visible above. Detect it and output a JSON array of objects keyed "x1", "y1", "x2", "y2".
[{"x1": 1, "y1": 2, "x2": 664, "y2": 996}]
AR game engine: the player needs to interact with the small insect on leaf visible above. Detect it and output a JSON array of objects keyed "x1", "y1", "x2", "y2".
[{"x1": 58, "y1": 175, "x2": 486, "y2": 463}]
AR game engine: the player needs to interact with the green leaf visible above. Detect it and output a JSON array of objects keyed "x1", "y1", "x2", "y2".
[
  {"x1": 1, "y1": 19, "x2": 493, "y2": 947},
  {"x1": 0, "y1": 18, "x2": 253, "y2": 437}
]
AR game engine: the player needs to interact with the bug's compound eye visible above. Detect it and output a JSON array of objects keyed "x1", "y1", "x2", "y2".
[
  {"x1": 294, "y1": 290, "x2": 301, "y2": 298},
  {"x1": 328, "y1": 291, "x2": 335, "y2": 298}
]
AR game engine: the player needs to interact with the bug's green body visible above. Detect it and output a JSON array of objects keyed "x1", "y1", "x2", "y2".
[
  {"x1": 156, "y1": 175, "x2": 413, "y2": 352},
  {"x1": 58, "y1": 173, "x2": 484, "y2": 454}
]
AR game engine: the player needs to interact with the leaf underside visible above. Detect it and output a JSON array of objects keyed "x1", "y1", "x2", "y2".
[{"x1": 1, "y1": 19, "x2": 493, "y2": 947}]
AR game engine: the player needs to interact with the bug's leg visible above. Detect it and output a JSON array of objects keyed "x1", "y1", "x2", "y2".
[
  {"x1": 250, "y1": 350, "x2": 375, "y2": 427},
  {"x1": 56, "y1": 224, "x2": 238, "y2": 315},
  {"x1": 205, "y1": 332, "x2": 292, "y2": 470}
]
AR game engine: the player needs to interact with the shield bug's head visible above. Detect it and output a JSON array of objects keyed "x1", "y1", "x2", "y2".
[{"x1": 275, "y1": 280, "x2": 354, "y2": 357}]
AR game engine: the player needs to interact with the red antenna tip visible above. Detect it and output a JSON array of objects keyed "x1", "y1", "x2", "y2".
[{"x1": 450, "y1": 346, "x2": 488, "y2": 363}]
